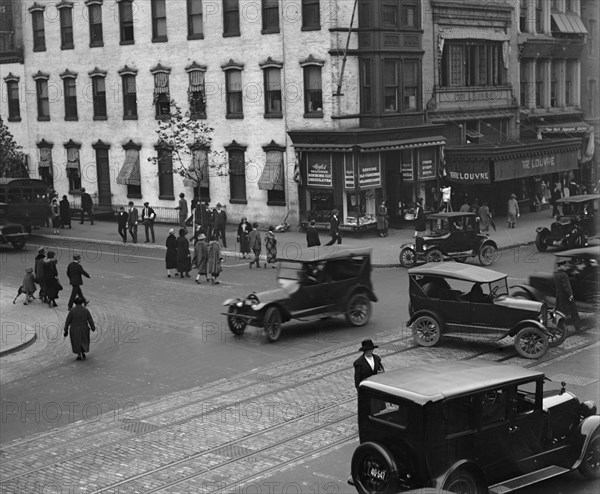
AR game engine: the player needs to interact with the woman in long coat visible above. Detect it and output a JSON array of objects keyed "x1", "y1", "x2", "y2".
[
  {"x1": 50, "y1": 199, "x2": 60, "y2": 235},
  {"x1": 63, "y1": 297, "x2": 96, "y2": 360},
  {"x1": 264, "y1": 226, "x2": 277, "y2": 268},
  {"x1": 207, "y1": 236, "x2": 223, "y2": 284},
  {"x1": 35, "y1": 248, "x2": 46, "y2": 303},
  {"x1": 59, "y1": 195, "x2": 71, "y2": 229},
  {"x1": 165, "y1": 229, "x2": 177, "y2": 277},
  {"x1": 43, "y1": 250, "x2": 61, "y2": 307},
  {"x1": 237, "y1": 217, "x2": 251, "y2": 259},
  {"x1": 193, "y1": 233, "x2": 209, "y2": 284},
  {"x1": 176, "y1": 228, "x2": 192, "y2": 278}
]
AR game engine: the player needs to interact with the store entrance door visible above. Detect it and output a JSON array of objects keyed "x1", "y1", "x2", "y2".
[{"x1": 385, "y1": 152, "x2": 403, "y2": 227}]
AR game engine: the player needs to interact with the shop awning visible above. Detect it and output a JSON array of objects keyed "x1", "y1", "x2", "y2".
[
  {"x1": 551, "y1": 12, "x2": 587, "y2": 34},
  {"x1": 538, "y1": 121, "x2": 591, "y2": 134},
  {"x1": 116, "y1": 149, "x2": 141, "y2": 186},
  {"x1": 438, "y1": 27, "x2": 509, "y2": 42},
  {"x1": 359, "y1": 136, "x2": 446, "y2": 153},
  {"x1": 258, "y1": 151, "x2": 284, "y2": 191},
  {"x1": 293, "y1": 143, "x2": 353, "y2": 152}
]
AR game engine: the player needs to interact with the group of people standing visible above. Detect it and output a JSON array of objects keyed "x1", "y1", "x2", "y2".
[
  {"x1": 165, "y1": 228, "x2": 223, "y2": 284},
  {"x1": 116, "y1": 201, "x2": 157, "y2": 244},
  {"x1": 236, "y1": 217, "x2": 278, "y2": 268}
]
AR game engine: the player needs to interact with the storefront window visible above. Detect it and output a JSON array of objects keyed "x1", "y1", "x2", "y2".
[
  {"x1": 307, "y1": 189, "x2": 334, "y2": 222},
  {"x1": 346, "y1": 189, "x2": 378, "y2": 226}
]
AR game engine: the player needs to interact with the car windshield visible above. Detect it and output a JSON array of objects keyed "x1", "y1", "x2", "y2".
[
  {"x1": 490, "y1": 278, "x2": 508, "y2": 298},
  {"x1": 277, "y1": 263, "x2": 303, "y2": 294}
]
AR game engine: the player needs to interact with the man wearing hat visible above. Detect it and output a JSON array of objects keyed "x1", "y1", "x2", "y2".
[
  {"x1": 80, "y1": 187, "x2": 94, "y2": 225},
  {"x1": 175, "y1": 193, "x2": 188, "y2": 234},
  {"x1": 64, "y1": 297, "x2": 96, "y2": 361},
  {"x1": 354, "y1": 339, "x2": 384, "y2": 389},
  {"x1": 213, "y1": 202, "x2": 227, "y2": 248},
  {"x1": 66, "y1": 254, "x2": 91, "y2": 310},
  {"x1": 127, "y1": 201, "x2": 139, "y2": 244},
  {"x1": 324, "y1": 208, "x2": 341, "y2": 246},
  {"x1": 141, "y1": 201, "x2": 156, "y2": 243},
  {"x1": 553, "y1": 260, "x2": 581, "y2": 330}
]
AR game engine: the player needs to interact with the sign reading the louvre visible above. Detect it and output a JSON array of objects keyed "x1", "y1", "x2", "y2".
[{"x1": 447, "y1": 161, "x2": 491, "y2": 184}]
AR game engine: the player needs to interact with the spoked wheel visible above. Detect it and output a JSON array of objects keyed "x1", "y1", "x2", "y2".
[
  {"x1": 547, "y1": 318, "x2": 568, "y2": 348},
  {"x1": 412, "y1": 315, "x2": 442, "y2": 347},
  {"x1": 478, "y1": 244, "x2": 497, "y2": 266},
  {"x1": 443, "y1": 468, "x2": 486, "y2": 494},
  {"x1": 264, "y1": 306, "x2": 282, "y2": 342},
  {"x1": 579, "y1": 432, "x2": 600, "y2": 479},
  {"x1": 227, "y1": 306, "x2": 248, "y2": 335},
  {"x1": 425, "y1": 249, "x2": 443, "y2": 263},
  {"x1": 399, "y1": 247, "x2": 416, "y2": 268},
  {"x1": 351, "y1": 442, "x2": 400, "y2": 494},
  {"x1": 536, "y1": 231, "x2": 549, "y2": 252},
  {"x1": 514, "y1": 326, "x2": 549, "y2": 359},
  {"x1": 345, "y1": 293, "x2": 371, "y2": 327}
]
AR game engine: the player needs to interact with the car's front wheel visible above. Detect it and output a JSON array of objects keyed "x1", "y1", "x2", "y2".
[
  {"x1": 547, "y1": 318, "x2": 568, "y2": 348},
  {"x1": 227, "y1": 306, "x2": 248, "y2": 335},
  {"x1": 536, "y1": 230, "x2": 549, "y2": 252},
  {"x1": 264, "y1": 306, "x2": 282, "y2": 342},
  {"x1": 425, "y1": 249, "x2": 443, "y2": 263},
  {"x1": 579, "y1": 432, "x2": 600, "y2": 479},
  {"x1": 478, "y1": 244, "x2": 497, "y2": 266},
  {"x1": 514, "y1": 326, "x2": 549, "y2": 359},
  {"x1": 351, "y1": 442, "x2": 400, "y2": 494},
  {"x1": 443, "y1": 468, "x2": 486, "y2": 494},
  {"x1": 412, "y1": 315, "x2": 441, "y2": 347},
  {"x1": 399, "y1": 247, "x2": 416, "y2": 268},
  {"x1": 345, "y1": 293, "x2": 371, "y2": 327}
]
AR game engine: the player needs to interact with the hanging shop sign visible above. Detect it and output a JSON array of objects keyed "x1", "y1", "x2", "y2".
[
  {"x1": 401, "y1": 163, "x2": 414, "y2": 181},
  {"x1": 358, "y1": 157, "x2": 381, "y2": 187},
  {"x1": 419, "y1": 159, "x2": 436, "y2": 180},
  {"x1": 345, "y1": 158, "x2": 355, "y2": 189},
  {"x1": 447, "y1": 160, "x2": 492, "y2": 184},
  {"x1": 306, "y1": 154, "x2": 333, "y2": 187}
]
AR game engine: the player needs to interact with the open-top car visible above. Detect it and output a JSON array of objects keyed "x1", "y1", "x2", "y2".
[
  {"x1": 399, "y1": 212, "x2": 498, "y2": 268},
  {"x1": 222, "y1": 248, "x2": 377, "y2": 342},
  {"x1": 536, "y1": 194, "x2": 600, "y2": 251},
  {"x1": 0, "y1": 202, "x2": 27, "y2": 250},
  {"x1": 511, "y1": 245, "x2": 600, "y2": 315},
  {"x1": 350, "y1": 360, "x2": 600, "y2": 494},
  {"x1": 407, "y1": 263, "x2": 568, "y2": 358}
]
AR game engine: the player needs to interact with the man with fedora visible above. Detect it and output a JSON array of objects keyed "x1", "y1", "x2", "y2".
[
  {"x1": 213, "y1": 202, "x2": 227, "y2": 248},
  {"x1": 80, "y1": 187, "x2": 94, "y2": 225},
  {"x1": 553, "y1": 259, "x2": 582, "y2": 330},
  {"x1": 66, "y1": 254, "x2": 91, "y2": 310},
  {"x1": 141, "y1": 201, "x2": 156, "y2": 243}
]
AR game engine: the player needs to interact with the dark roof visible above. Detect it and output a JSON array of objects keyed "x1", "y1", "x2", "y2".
[
  {"x1": 360, "y1": 361, "x2": 544, "y2": 405},
  {"x1": 556, "y1": 194, "x2": 600, "y2": 204},
  {"x1": 277, "y1": 247, "x2": 372, "y2": 263},
  {"x1": 408, "y1": 262, "x2": 505, "y2": 283},
  {"x1": 427, "y1": 212, "x2": 476, "y2": 219},
  {"x1": 556, "y1": 245, "x2": 600, "y2": 259}
]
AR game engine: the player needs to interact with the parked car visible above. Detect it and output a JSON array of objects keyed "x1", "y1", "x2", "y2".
[
  {"x1": 222, "y1": 248, "x2": 377, "y2": 342},
  {"x1": 511, "y1": 245, "x2": 600, "y2": 315},
  {"x1": 350, "y1": 360, "x2": 599, "y2": 494},
  {"x1": 0, "y1": 202, "x2": 27, "y2": 250},
  {"x1": 399, "y1": 212, "x2": 498, "y2": 268},
  {"x1": 536, "y1": 194, "x2": 600, "y2": 251},
  {"x1": 407, "y1": 263, "x2": 568, "y2": 358}
]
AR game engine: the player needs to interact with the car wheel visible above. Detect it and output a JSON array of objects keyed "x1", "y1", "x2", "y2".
[
  {"x1": 536, "y1": 231, "x2": 549, "y2": 252},
  {"x1": 351, "y1": 442, "x2": 400, "y2": 494},
  {"x1": 478, "y1": 244, "x2": 497, "y2": 266},
  {"x1": 514, "y1": 326, "x2": 549, "y2": 359},
  {"x1": 443, "y1": 468, "x2": 486, "y2": 494},
  {"x1": 399, "y1": 247, "x2": 416, "y2": 268},
  {"x1": 412, "y1": 315, "x2": 441, "y2": 347},
  {"x1": 547, "y1": 318, "x2": 568, "y2": 348},
  {"x1": 227, "y1": 306, "x2": 248, "y2": 335},
  {"x1": 425, "y1": 249, "x2": 443, "y2": 263},
  {"x1": 345, "y1": 293, "x2": 371, "y2": 327},
  {"x1": 579, "y1": 432, "x2": 600, "y2": 479},
  {"x1": 264, "y1": 306, "x2": 282, "y2": 342}
]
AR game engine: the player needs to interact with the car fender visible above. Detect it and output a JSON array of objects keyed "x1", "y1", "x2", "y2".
[
  {"x1": 400, "y1": 242, "x2": 415, "y2": 251},
  {"x1": 536, "y1": 226, "x2": 551, "y2": 235},
  {"x1": 223, "y1": 297, "x2": 243, "y2": 306},
  {"x1": 254, "y1": 302, "x2": 292, "y2": 322},
  {"x1": 346, "y1": 285, "x2": 378, "y2": 304},
  {"x1": 434, "y1": 459, "x2": 486, "y2": 491},
  {"x1": 570, "y1": 415, "x2": 600, "y2": 470},
  {"x1": 509, "y1": 284, "x2": 547, "y2": 302},
  {"x1": 509, "y1": 319, "x2": 547, "y2": 337},
  {"x1": 407, "y1": 309, "x2": 444, "y2": 329},
  {"x1": 477, "y1": 238, "x2": 498, "y2": 251}
]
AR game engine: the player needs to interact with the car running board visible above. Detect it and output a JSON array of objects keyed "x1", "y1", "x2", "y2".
[{"x1": 489, "y1": 465, "x2": 570, "y2": 493}]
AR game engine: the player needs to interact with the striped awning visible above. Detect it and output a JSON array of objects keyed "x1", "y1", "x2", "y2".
[
  {"x1": 552, "y1": 12, "x2": 587, "y2": 34},
  {"x1": 153, "y1": 72, "x2": 170, "y2": 98},
  {"x1": 258, "y1": 151, "x2": 284, "y2": 191},
  {"x1": 183, "y1": 148, "x2": 209, "y2": 187},
  {"x1": 116, "y1": 148, "x2": 141, "y2": 186},
  {"x1": 38, "y1": 147, "x2": 52, "y2": 168},
  {"x1": 359, "y1": 137, "x2": 446, "y2": 153},
  {"x1": 66, "y1": 147, "x2": 80, "y2": 170}
]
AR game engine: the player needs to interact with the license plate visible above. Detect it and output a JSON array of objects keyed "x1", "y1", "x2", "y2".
[{"x1": 369, "y1": 467, "x2": 386, "y2": 481}]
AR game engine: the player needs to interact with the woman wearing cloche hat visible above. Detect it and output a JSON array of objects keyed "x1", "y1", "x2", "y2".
[{"x1": 353, "y1": 339, "x2": 384, "y2": 389}]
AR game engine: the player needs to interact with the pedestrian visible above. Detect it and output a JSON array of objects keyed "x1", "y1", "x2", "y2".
[
  {"x1": 414, "y1": 198, "x2": 426, "y2": 237},
  {"x1": 176, "y1": 228, "x2": 192, "y2": 278},
  {"x1": 264, "y1": 226, "x2": 277, "y2": 268},
  {"x1": 470, "y1": 198, "x2": 480, "y2": 214},
  {"x1": 553, "y1": 260, "x2": 582, "y2": 330},
  {"x1": 459, "y1": 198, "x2": 470, "y2": 213},
  {"x1": 165, "y1": 228, "x2": 177, "y2": 277},
  {"x1": 207, "y1": 235, "x2": 223, "y2": 284},
  {"x1": 551, "y1": 183, "x2": 563, "y2": 218},
  {"x1": 248, "y1": 222, "x2": 262, "y2": 269},
  {"x1": 141, "y1": 201, "x2": 156, "y2": 243},
  {"x1": 66, "y1": 253, "x2": 90, "y2": 310},
  {"x1": 43, "y1": 250, "x2": 61, "y2": 308},
  {"x1": 34, "y1": 247, "x2": 47, "y2": 303},
  {"x1": 478, "y1": 200, "x2": 492, "y2": 235},
  {"x1": 507, "y1": 193, "x2": 520, "y2": 228},
  {"x1": 206, "y1": 205, "x2": 215, "y2": 240},
  {"x1": 80, "y1": 187, "x2": 94, "y2": 225},
  {"x1": 50, "y1": 198, "x2": 60, "y2": 234},
  {"x1": 127, "y1": 201, "x2": 138, "y2": 243},
  {"x1": 376, "y1": 201, "x2": 388, "y2": 237},
  {"x1": 117, "y1": 206, "x2": 128, "y2": 243},
  {"x1": 193, "y1": 233, "x2": 209, "y2": 284},
  {"x1": 213, "y1": 202, "x2": 227, "y2": 248},
  {"x1": 175, "y1": 193, "x2": 188, "y2": 234},
  {"x1": 306, "y1": 219, "x2": 321, "y2": 247},
  {"x1": 324, "y1": 209, "x2": 342, "y2": 246},
  {"x1": 22, "y1": 267, "x2": 36, "y2": 305},
  {"x1": 237, "y1": 216, "x2": 251, "y2": 259},
  {"x1": 63, "y1": 297, "x2": 96, "y2": 361},
  {"x1": 59, "y1": 195, "x2": 71, "y2": 229}
]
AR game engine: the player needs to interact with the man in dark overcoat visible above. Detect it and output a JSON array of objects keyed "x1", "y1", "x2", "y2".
[
  {"x1": 553, "y1": 260, "x2": 581, "y2": 330},
  {"x1": 306, "y1": 220, "x2": 321, "y2": 247},
  {"x1": 127, "y1": 201, "x2": 138, "y2": 243},
  {"x1": 117, "y1": 206, "x2": 128, "y2": 243},
  {"x1": 353, "y1": 339, "x2": 384, "y2": 389},
  {"x1": 213, "y1": 203, "x2": 228, "y2": 248},
  {"x1": 325, "y1": 209, "x2": 342, "y2": 246},
  {"x1": 414, "y1": 197, "x2": 426, "y2": 237},
  {"x1": 64, "y1": 297, "x2": 95, "y2": 360},
  {"x1": 59, "y1": 195, "x2": 71, "y2": 229},
  {"x1": 67, "y1": 254, "x2": 91, "y2": 310},
  {"x1": 80, "y1": 187, "x2": 94, "y2": 225}
]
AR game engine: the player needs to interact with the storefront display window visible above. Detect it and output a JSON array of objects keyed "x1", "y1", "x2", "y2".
[
  {"x1": 307, "y1": 189, "x2": 334, "y2": 222},
  {"x1": 346, "y1": 189, "x2": 379, "y2": 226}
]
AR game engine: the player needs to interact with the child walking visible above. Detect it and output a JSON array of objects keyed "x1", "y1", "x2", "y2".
[
  {"x1": 22, "y1": 267, "x2": 36, "y2": 305},
  {"x1": 248, "y1": 222, "x2": 262, "y2": 269},
  {"x1": 264, "y1": 226, "x2": 277, "y2": 268}
]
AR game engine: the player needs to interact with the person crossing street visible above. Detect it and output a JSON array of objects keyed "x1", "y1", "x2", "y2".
[{"x1": 66, "y1": 254, "x2": 90, "y2": 310}]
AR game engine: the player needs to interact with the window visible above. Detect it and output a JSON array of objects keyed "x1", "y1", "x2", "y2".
[
  {"x1": 383, "y1": 2, "x2": 398, "y2": 27},
  {"x1": 262, "y1": 0, "x2": 279, "y2": 33},
  {"x1": 223, "y1": 0, "x2": 240, "y2": 36},
  {"x1": 228, "y1": 146, "x2": 246, "y2": 203},
  {"x1": 359, "y1": 1, "x2": 371, "y2": 28},
  {"x1": 360, "y1": 59, "x2": 372, "y2": 112},
  {"x1": 384, "y1": 60, "x2": 398, "y2": 111},
  {"x1": 303, "y1": 65, "x2": 322, "y2": 115},
  {"x1": 91, "y1": 75, "x2": 107, "y2": 119},
  {"x1": 519, "y1": 0, "x2": 527, "y2": 32},
  {"x1": 187, "y1": 0, "x2": 203, "y2": 39},
  {"x1": 403, "y1": 60, "x2": 419, "y2": 111},
  {"x1": 441, "y1": 41, "x2": 506, "y2": 87},
  {"x1": 187, "y1": 67, "x2": 206, "y2": 118},
  {"x1": 225, "y1": 69, "x2": 243, "y2": 117},
  {"x1": 151, "y1": 0, "x2": 167, "y2": 42},
  {"x1": 121, "y1": 72, "x2": 138, "y2": 119},
  {"x1": 88, "y1": 3, "x2": 104, "y2": 46},
  {"x1": 156, "y1": 145, "x2": 174, "y2": 199},
  {"x1": 264, "y1": 67, "x2": 282, "y2": 116},
  {"x1": 59, "y1": 5, "x2": 74, "y2": 49},
  {"x1": 119, "y1": 0, "x2": 135, "y2": 44},
  {"x1": 588, "y1": 80, "x2": 597, "y2": 117},
  {"x1": 551, "y1": 62, "x2": 558, "y2": 107},
  {"x1": 565, "y1": 61, "x2": 573, "y2": 106},
  {"x1": 535, "y1": 61, "x2": 544, "y2": 107},
  {"x1": 38, "y1": 145, "x2": 53, "y2": 186},
  {"x1": 184, "y1": 146, "x2": 210, "y2": 200},
  {"x1": 6, "y1": 79, "x2": 20, "y2": 121},
  {"x1": 444, "y1": 396, "x2": 476, "y2": 436},
  {"x1": 65, "y1": 144, "x2": 82, "y2": 192},
  {"x1": 535, "y1": 0, "x2": 543, "y2": 33},
  {"x1": 589, "y1": 20, "x2": 596, "y2": 56},
  {"x1": 302, "y1": 0, "x2": 320, "y2": 30},
  {"x1": 63, "y1": 76, "x2": 78, "y2": 120},
  {"x1": 35, "y1": 77, "x2": 50, "y2": 120},
  {"x1": 259, "y1": 147, "x2": 285, "y2": 205},
  {"x1": 402, "y1": 2, "x2": 419, "y2": 28},
  {"x1": 116, "y1": 142, "x2": 142, "y2": 198},
  {"x1": 480, "y1": 388, "x2": 508, "y2": 426},
  {"x1": 31, "y1": 9, "x2": 45, "y2": 51},
  {"x1": 152, "y1": 69, "x2": 171, "y2": 119}
]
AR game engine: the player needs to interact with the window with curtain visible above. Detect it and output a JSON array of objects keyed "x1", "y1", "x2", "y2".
[
  {"x1": 59, "y1": 6, "x2": 74, "y2": 49},
  {"x1": 262, "y1": 0, "x2": 279, "y2": 32},
  {"x1": 32, "y1": 10, "x2": 46, "y2": 51},
  {"x1": 264, "y1": 67, "x2": 282, "y2": 116},
  {"x1": 403, "y1": 60, "x2": 419, "y2": 111},
  {"x1": 153, "y1": 72, "x2": 171, "y2": 118},
  {"x1": 303, "y1": 65, "x2": 322, "y2": 115},
  {"x1": 226, "y1": 70, "x2": 243, "y2": 117},
  {"x1": 384, "y1": 60, "x2": 398, "y2": 111},
  {"x1": 441, "y1": 41, "x2": 506, "y2": 87},
  {"x1": 36, "y1": 79, "x2": 49, "y2": 120},
  {"x1": 223, "y1": 0, "x2": 240, "y2": 36},
  {"x1": 92, "y1": 76, "x2": 107, "y2": 119},
  {"x1": 88, "y1": 3, "x2": 103, "y2": 46},
  {"x1": 119, "y1": 0, "x2": 135, "y2": 43},
  {"x1": 187, "y1": 0, "x2": 203, "y2": 38},
  {"x1": 38, "y1": 146, "x2": 53, "y2": 186},
  {"x1": 188, "y1": 70, "x2": 206, "y2": 118},
  {"x1": 228, "y1": 149, "x2": 246, "y2": 202},
  {"x1": 152, "y1": 0, "x2": 167, "y2": 41},
  {"x1": 6, "y1": 80, "x2": 20, "y2": 120},
  {"x1": 66, "y1": 146, "x2": 82, "y2": 191}
]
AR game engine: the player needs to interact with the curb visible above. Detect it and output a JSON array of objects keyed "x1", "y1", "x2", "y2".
[{"x1": 0, "y1": 332, "x2": 37, "y2": 358}]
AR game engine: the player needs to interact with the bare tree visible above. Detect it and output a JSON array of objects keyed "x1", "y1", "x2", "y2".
[{"x1": 0, "y1": 117, "x2": 28, "y2": 178}]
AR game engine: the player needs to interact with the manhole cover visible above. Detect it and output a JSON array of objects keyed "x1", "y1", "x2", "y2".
[
  {"x1": 550, "y1": 374, "x2": 598, "y2": 387},
  {"x1": 120, "y1": 419, "x2": 160, "y2": 434}
]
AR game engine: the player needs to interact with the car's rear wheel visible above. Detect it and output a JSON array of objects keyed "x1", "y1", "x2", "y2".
[
  {"x1": 443, "y1": 468, "x2": 486, "y2": 494},
  {"x1": 351, "y1": 442, "x2": 400, "y2": 494},
  {"x1": 547, "y1": 318, "x2": 568, "y2": 348},
  {"x1": 399, "y1": 247, "x2": 416, "y2": 268},
  {"x1": 478, "y1": 244, "x2": 497, "y2": 266},
  {"x1": 264, "y1": 306, "x2": 282, "y2": 342},
  {"x1": 412, "y1": 315, "x2": 441, "y2": 347},
  {"x1": 579, "y1": 432, "x2": 600, "y2": 479},
  {"x1": 514, "y1": 326, "x2": 549, "y2": 359},
  {"x1": 345, "y1": 293, "x2": 371, "y2": 327},
  {"x1": 536, "y1": 230, "x2": 549, "y2": 252},
  {"x1": 425, "y1": 249, "x2": 443, "y2": 263},
  {"x1": 227, "y1": 306, "x2": 247, "y2": 335}
]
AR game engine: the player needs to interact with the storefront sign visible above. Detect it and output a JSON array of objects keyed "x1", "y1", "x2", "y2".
[
  {"x1": 345, "y1": 158, "x2": 355, "y2": 189},
  {"x1": 539, "y1": 125, "x2": 589, "y2": 134},
  {"x1": 358, "y1": 159, "x2": 381, "y2": 187},
  {"x1": 306, "y1": 155, "x2": 332, "y2": 187},
  {"x1": 419, "y1": 159, "x2": 436, "y2": 180},
  {"x1": 401, "y1": 163, "x2": 414, "y2": 181},
  {"x1": 447, "y1": 161, "x2": 491, "y2": 184},
  {"x1": 494, "y1": 149, "x2": 579, "y2": 181}
]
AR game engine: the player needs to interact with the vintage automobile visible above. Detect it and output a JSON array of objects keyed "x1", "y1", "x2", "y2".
[
  {"x1": 350, "y1": 360, "x2": 600, "y2": 494},
  {"x1": 511, "y1": 245, "x2": 600, "y2": 315},
  {"x1": 399, "y1": 212, "x2": 498, "y2": 268},
  {"x1": 407, "y1": 263, "x2": 568, "y2": 358},
  {"x1": 535, "y1": 194, "x2": 600, "y2": 251},
  {"x1": 222, "y1": 248, "x2": 377, "y2": 342},
  {"x1": 0, "y1": 202, "x2": 27, "y2": 250}
]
